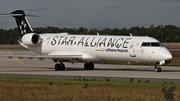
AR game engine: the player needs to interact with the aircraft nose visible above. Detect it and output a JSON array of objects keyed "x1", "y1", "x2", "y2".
[
  {"x1": 164, "y1": 50, "x2": 172, "y2": 60},
  {"x1": 158, "y1": 48, "x2": 173, "y2": 60},
  {"x1": 165, "y1": 53, "x2": 172, "y2": 60}
]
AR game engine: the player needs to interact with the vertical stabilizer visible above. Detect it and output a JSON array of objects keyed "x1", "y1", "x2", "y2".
[{"x1": 11, "y1": 10, "x2": 34, "y2": 37}]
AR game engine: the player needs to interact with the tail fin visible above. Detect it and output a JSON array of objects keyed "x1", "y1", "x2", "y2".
[{"x1": 11, "y1": 10, "x2": 35, "y2": 37}]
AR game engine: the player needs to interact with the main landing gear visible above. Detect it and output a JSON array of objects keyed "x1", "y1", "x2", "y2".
[
  {"x1": 154, "y1": 63, "x2": 162, "y2": 72},
  {"x1": 54, "y1": 63, "x2": 65, "y2": 71},
  {"x1": 84, "y1": 62, "x2": 94, "y2": 70},
  {"x1": 54, "y1": 61, "x2": 95, "y2": 71}
]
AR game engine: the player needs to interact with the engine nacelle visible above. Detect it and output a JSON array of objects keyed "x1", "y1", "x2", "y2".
[{"x1": 21, "y1": 33, "x2": 41, "y2": 46}]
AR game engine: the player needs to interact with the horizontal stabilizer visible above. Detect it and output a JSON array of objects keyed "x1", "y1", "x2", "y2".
[{"x1": 0, "y1": 13, "x2": 39, "y2": 17}]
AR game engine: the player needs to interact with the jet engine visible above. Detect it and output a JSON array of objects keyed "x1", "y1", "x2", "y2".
[{"x1": 21, "y1": 33, "x2": 41, "y2": 46}]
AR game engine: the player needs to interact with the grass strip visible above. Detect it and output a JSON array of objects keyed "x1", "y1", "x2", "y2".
[{"x1": 0, "y1": 77, "x2": 180, "y2": 101}]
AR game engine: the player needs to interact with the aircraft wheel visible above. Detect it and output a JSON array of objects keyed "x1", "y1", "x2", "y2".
[
  {"x1": 155, "y1": 67, "x2": 162, "y2": 72},
  {"x1": 55, "y1": 64, "x2": 60, "y2": 71},
  {"x1": 158, "y1": 67, "x2": 162, "y2": 72},
  {"x1": 155, "y1": 67, "x2": 159, "y2": 72},
  {"x1": 84, "y1": 63, "x2": 89, "y2": 70},
  {"x1": 60, "y1": 63, "x2": 65, "y2": 71},
  {"x1": 84, "y1": 62, "x2": 94, "y2": 70},
  {"x1": 89, "y1": 62, "x2": 94, "y2": 70}
]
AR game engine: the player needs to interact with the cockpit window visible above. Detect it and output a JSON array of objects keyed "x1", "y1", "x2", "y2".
[
  {"x1": 151, "y1": 42, "x2": 161, "y2": 46},
  {"x1": 141, "y1": 42, "x2": 163, "y2": 47},
  {"x1": 141, "y1": 42, "x2": 151, "y2": 46}
]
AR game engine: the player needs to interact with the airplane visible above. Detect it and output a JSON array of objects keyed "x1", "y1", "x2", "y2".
[{"x1": 0, "y1": 10, "x2": 172, "y2": 72}]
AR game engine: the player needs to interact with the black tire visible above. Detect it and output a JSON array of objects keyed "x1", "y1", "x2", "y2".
[
  {"x1": 89, "y1": 62, "x2": 94, "y2": 70},
  {"x1": 55, "y1": 64, "x2": 60, "y2": 71},
  {"x1": 158, "y1": 67, "x2": 162, "y2": 72},
  {"x1": 155, "y1": 67, "x2": 159, "y2": 72},
  {"x1": 155, "y1": 67, "x2": 162, "y2": 72},
  {"x1": 60, "y1": 64, "x2": 65, "y2": 70},
  {"x1": 84, "y1": 62, "x2": 94, "y2": 70},
  {"x1": 84, "y1": 63, "x2": 89, "y2": 70}
]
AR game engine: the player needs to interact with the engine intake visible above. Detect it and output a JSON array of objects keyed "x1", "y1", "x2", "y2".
[{"x1": 21, "y1": 33, "x2": 41, "y2": 46}]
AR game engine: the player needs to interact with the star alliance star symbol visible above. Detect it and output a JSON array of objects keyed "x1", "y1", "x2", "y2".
[{"x1": 19, "y1": 21, "x2": 27, "y2": 35}]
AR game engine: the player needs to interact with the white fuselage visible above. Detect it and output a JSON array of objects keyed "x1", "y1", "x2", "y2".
[{"x1": 24, "y1": 33, "x2": 172, "y2": 63}]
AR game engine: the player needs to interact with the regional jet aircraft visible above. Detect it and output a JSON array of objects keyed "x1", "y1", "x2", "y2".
[{"x1": 0, "y1": 10, "x2": 172, "y2": 72}]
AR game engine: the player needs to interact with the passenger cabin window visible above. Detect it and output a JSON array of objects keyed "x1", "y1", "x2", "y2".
[{"x1": 141, "y1": 42, "x2": 163, "y2": 47}]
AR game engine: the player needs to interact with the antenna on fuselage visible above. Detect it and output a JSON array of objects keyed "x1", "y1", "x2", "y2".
[
  {"x1": 130, "y1": 33, "x2": 133, "y2": 37},
  {"x1": 97, "y1": 32, "x2": 99, "y2": 36}
]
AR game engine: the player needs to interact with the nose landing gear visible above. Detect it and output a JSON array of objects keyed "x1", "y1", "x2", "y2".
[{"x1": 154, "y1": 64, "x2": 162, "y2": 72}]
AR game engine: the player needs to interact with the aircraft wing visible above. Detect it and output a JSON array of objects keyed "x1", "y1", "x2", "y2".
[{"x1": 0, "y1": 54, "x2": 82, "y2": 60}]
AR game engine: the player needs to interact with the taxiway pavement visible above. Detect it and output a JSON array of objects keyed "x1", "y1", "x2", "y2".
[{"x1": 0, "y1": 50, "x2": 180, "y2": 83}]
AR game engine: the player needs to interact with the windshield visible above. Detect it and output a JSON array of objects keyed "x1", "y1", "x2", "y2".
[{"x1": 141, "y1": 42, "x2": 164, "y2": 47}]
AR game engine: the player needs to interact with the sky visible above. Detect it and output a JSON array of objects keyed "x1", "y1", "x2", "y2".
[{"x1": 0, "y1": 0, "x2": 180, "y2": 29}]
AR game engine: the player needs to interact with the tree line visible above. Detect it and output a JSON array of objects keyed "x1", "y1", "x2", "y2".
[{"x1": 0, "y1": 24, "x2": 180, "y2": 45}]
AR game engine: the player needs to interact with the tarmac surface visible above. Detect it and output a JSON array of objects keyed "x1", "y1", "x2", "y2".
[{"x1": 0, "y1": 50, "x2": 180, "y2": 83}]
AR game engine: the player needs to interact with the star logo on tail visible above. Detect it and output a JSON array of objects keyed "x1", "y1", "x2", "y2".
[{"x1": 19, "y1": 21, "x2": 27, "y2": 35}]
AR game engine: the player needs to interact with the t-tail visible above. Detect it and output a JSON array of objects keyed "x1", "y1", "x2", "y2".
[
  {"x1": 12, "y1": 10, "x2": 41, "y2": 46},
  {"x1": 0, "y1": 10, "x2": 41, "y2": 46},
  {"x1": 11, "y1": 10, "x2": 34, "y2": 37}
]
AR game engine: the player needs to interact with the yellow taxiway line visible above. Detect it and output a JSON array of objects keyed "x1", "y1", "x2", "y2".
[{"x1": 10, "y1": 51, "x2": 27, "y2": 66}]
